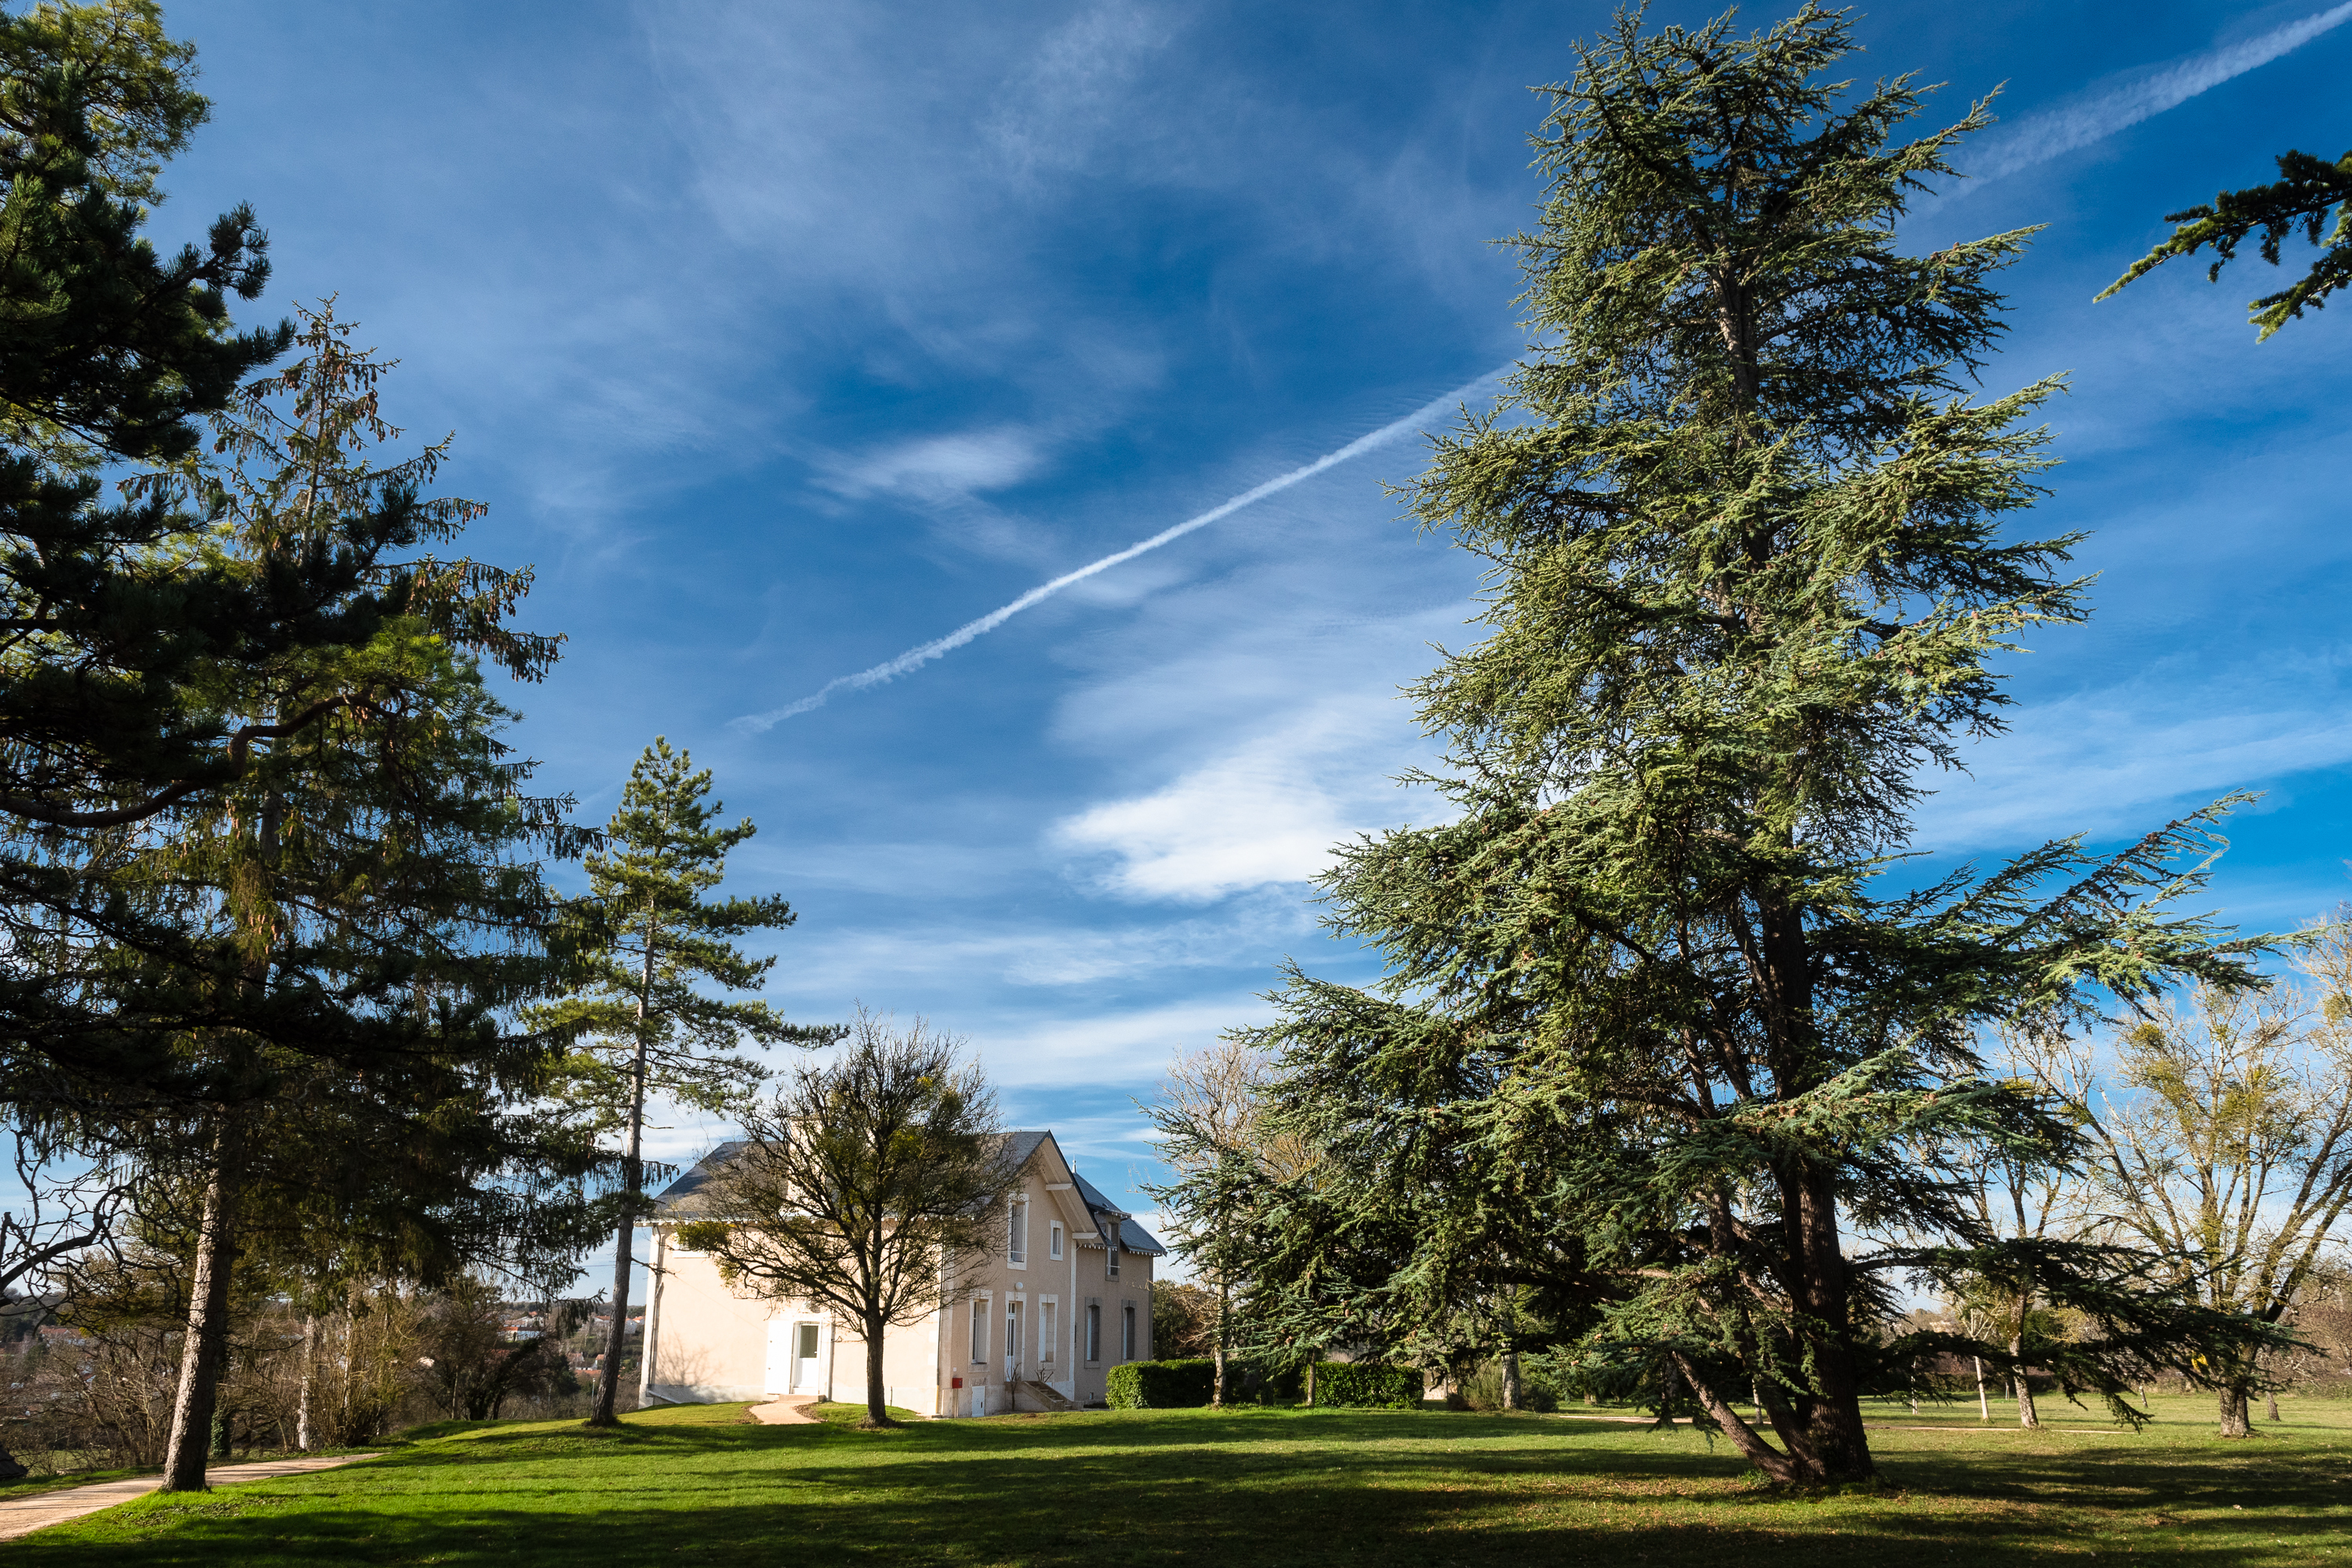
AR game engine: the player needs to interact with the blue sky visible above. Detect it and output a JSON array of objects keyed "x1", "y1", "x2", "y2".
[{"x1": 157, "y1": 0, "x2": 2351, "y2": 1263}]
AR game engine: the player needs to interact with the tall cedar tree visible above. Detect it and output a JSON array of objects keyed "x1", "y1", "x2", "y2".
[
  {"x1": 1240, "y1": 7, "x2": 2278, "y2": 1486},
  {"x1": 675, "y1": 1012, "x2": 1015, "y2": 1428},
  {"x1": 535, "y1": 740, "x2": 829, "y2": 1427},
  {"x1": 133, "y1": 307, "x2": 597, "y2": 1490},
  {"x1": 0, "y1": 7, "x2": 520, "y2": 1155},
  {"x1": 2098, "y1": 145, "x2": 2351, "y2": 339}
]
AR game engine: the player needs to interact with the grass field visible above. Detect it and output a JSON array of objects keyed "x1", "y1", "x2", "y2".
[{"x1": 6, "y1": 1392, "x2": 2349, "y2": 1565}]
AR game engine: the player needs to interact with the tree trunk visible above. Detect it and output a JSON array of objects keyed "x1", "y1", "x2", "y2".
[
  {"x1": 1210, "y1": 1270, "x2": 1229, "y2": 1408},
  {"x1": 296, "y1": 1313, "x2": 318, "y2": 1450},
  {"x1": 162, "y1": 1138, "x2": 243, "y2": 1491},
  {"x1": 591, "y1": 943, "x2": 655, "y2": 1428},
  {"x1": 1672, "y1": 1353, "x2": 1802, "y2": 1486},
  {"x1": 1305, "y1": 1359, "x2": 1316, "y2": 1408},
  {"x1": 1973, "y1": 1356, "x2": 1988, "y2": 1421},
  {"x1": 2009, "y1": 1301, "x2": 2040, "y2": 1428},
  {"x1": 863, "y1": 1316, "x2": 891, "y2": 1427},
  {"x1": 2267, "y1": 1389, "x2": 2281, "y2": 1422},
  {"x1": 2219, "y1": 1382, "x2": 2252, "y2": 1438},
  {"x1": 1501, "y1": 1351, "x2": 1521, "y2": 1412},
  {"x1": 1780, "y1": 1158, "x2": 1875, "y2": 1480}
]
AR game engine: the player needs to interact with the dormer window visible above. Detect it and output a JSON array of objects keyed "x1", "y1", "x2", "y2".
[{"x1": 1108, "y1": 1239, "x2": 1120, "y2": 1279}]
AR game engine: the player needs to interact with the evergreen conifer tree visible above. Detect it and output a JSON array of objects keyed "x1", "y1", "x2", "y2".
[
  {"x1": 2098, "y1": 146, "x2": 2350, "y2": 339},
  {"x1": 0, "y1": 5, "x2": 514, "y2": 1112},
  {"x1": 1242, "y1": 7, "x2": 2278, "y2": 1486},
  {"x1": 535, "y1": 740, "x2": 831, "y2": 1428},
  {"x1": 131, "y1": 306, "x2": 595, "y2": 1491}
]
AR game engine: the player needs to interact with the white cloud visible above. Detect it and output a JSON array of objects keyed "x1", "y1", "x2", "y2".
[
  {"x1": 820, "y1": 426, "x2": 1048, "y2": 500},
  {"x1": 987, "y1": 0, "x2": 1175, "y2": 175},
  {"x1": 1918, "y1": 645, "x2": 2352, "y2": 851},
  {"x1": 971, "y1": 996, "x2": 1269, "y2": 1087},
  {"x1": 1052, "y1": 693, "x2": 1439, "y2": 902}
]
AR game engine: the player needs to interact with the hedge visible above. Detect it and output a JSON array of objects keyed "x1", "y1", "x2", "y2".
[
  {"x1": 1311, "y1": 1361, "x2": 1418, "y2": 1410},
  {"x1": 1105, "y1": 1359, "x2": 1214, "y2": 1408}
]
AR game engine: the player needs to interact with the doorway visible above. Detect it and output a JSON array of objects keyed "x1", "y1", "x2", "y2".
[
  {"x1": 792, "y1": 1323, "x2": 822, "y2": 1393},
  {"x1": 1004, "y1": 1299, "x2": 1024, "y2": 1384}
]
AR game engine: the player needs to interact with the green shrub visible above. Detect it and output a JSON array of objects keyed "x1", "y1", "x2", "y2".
[
  {"x1": 1311, "y1": 1362, "x2": 1418, "y2": 1410},
  {"x1": 1105, "y1": 1359, "x2": 1214, "y2": 1409}
]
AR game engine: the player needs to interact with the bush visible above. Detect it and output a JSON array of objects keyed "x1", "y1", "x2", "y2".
[
  {"x1": 1105, "y1": 1359, "x2": 1214, "y2": 1409},
  {"x1": 1310, "y1": 1362, "x2": 1418, "y2": 1410}
]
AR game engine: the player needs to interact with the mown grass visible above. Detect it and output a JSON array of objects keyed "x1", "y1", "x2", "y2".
[{"x1": 8, "y1": 1391, "x2": 2350, "y2": 1565}]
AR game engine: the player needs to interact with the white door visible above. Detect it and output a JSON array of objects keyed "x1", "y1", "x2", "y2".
[
  {"x1": 792, "y1": 1323, "x2": 822, "y2": 1392},
  {"x1": 1004, "y1": 1300, "x2": 1023, "y2": 1382}
]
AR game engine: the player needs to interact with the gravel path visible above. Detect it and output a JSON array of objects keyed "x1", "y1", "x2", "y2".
[{"x1": 0, "y1": 1453, "x2": 379, "y2": 1541}]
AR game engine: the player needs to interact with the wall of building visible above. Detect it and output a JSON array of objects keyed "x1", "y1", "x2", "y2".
[
  {"x1": 646, "y1": 1139, "x2": 1160, "y2": 1417},
  {"x1": 641, "y1": 1247, "x2": 774, "y2": 1404}
]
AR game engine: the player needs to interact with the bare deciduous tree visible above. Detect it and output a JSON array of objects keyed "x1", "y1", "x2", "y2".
[
  {"x1": 674, "y1": 1012, "x2": 1013, "y2": 1428},
  {"x1": 2072, "y1": 931, "x2": 2352, "y2": 1437},
  {"x1": 1140, "y1": 1039, "x2": 1313, "y2": 1406}
]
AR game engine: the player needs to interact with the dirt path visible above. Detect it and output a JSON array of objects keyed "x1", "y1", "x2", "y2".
[
  {"x1": 748, "y1": 1395, "x2": 822, "y2": 1425},
  {"x1": 0, "y1": 1453, "x2": 379, "y2": 1541}
]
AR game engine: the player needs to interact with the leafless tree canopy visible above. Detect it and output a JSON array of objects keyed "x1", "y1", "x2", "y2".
[{"x1": 676, "y1": 1011, "x2": 1014, "y2": 1426}]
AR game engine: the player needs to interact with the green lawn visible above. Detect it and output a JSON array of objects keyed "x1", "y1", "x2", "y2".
[{"x1": 9, "y1": 1392, "x2": 2350, "y2": 1565}]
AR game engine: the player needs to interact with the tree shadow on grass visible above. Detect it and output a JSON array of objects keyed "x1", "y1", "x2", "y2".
[{"x1": 10, "y1": 1409, "x2": 2347, "y2": 1567}]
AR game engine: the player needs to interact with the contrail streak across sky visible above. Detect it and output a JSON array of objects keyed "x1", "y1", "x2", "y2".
[
  {"x1": 1966, "y1": 2, "x2": 2352, "y2": 183},
  {"x1": 740, "y1": 4, "x2": 2350, "y2": 731},
  {"x1": 735, "y1": 368, "x2": 1505, "y2": 730}
]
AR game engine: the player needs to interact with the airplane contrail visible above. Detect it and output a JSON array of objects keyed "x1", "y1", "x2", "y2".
[
  {"x1": 734, "y1": 368, "x2": 1505, "y2": 731},
  {"x1": 1967, "y1": 2, "x2": 2352, "y2": 183},
  {"x1": 740, "y1": 9, "x2": 2349, "y2": 731}
]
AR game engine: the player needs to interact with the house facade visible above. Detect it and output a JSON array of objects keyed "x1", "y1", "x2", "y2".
[{"x1": 637, "y1": 1129, "x2": 1165, "y2": 1416}]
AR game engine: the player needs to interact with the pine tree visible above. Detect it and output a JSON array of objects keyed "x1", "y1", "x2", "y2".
[
  {"x1": 129, "y1": 306, "x2": 595, "y2": 1491},
  {"x1": 0, "y1": 5, "x2": 504, "y2": 1113},
  {"x1": 2098, "y1": 146, "x2": 2350, "y2": 339},
  {"x1": 535, "y1": 740, "x2": 831, "y2": 1427},
  {"x1": 1243, "y1": 6, "x2": 2279, "y2": 1486}
]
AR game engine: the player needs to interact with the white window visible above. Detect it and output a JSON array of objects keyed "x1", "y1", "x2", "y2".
[
  {"x1": 1085, "y1": 1303, "x2": 1101, "y2": 1363},
  {"x1": 1049, "y1": 1221, "x2": 1063, "y2": 1261},
  {"x1": 1008, "y1": 1196, "x2": 1027, "y2": 1266},
  {"x1": 1108, "y1": 1240, "x2": 1120, "y2": 1280},
  {"x1": 1040, "y1": 1300, "x2": 1058, "y2": 1364},
  {"x1": 1122, "y1": 1304, "x2": 1135, "y2": 1363},
  {"x1": 970, "y1": 1298, "x2": 989, "y2": 1363}
]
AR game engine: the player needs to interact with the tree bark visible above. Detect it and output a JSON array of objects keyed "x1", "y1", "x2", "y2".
[
  {"x1": 2267, "y1": 1389, "x2": 2281, "y2": 1422},
  {"x1": 296, "y1": 1313, "x2": 318, "y2": 1450},
  {"x1": 162, "y1": 1134, "x2": 243, "y2": 1491},
  {"x1": 1973, "y1": 1356, "x2": 1988, "y2": 1421},
  {"x1": 1781, "y1": 1159, "x2": 1875, "y2": 1479},
  {"x1": 1210, "y1": 1267, "x2": 1229, "y2": 1408},
  {"x1": 590, "y1": 924, "x2": 656, "y2": 1428},
  {"x1": 863, "y1": 1316, "x2": 891, "y2": 1427},
  {"x1": 1501, "y1": 1351, "x2": 1521, "y2": 1412},
  {"x1": 2219, "y1": 1382, "x2": 2252, "y2": 1438},
  {"x1": 1672, "y1": 1353, "x2": 1801, "y2": 1485},
  {"x1": 2009, "y1": 1301, "x2": 2040, "y2": 1428}
]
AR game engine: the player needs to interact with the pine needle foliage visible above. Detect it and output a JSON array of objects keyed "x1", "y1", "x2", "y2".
[
  {"x1": 2098, "y1": 146, "x2": 2352, "y2": 339},
  {"x1": 1240, "y1": 5, "x2": 2280, "y2": 1486},
  {"x1": 533, "y1": 739, "x2": 833, "y2": 1425}
]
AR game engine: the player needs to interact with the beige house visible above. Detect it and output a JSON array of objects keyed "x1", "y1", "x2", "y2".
[{"x1": 637, "y1": 1129, "x2": 1165, "y2": 1416}]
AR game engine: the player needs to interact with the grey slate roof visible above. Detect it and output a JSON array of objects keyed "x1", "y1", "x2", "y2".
[
  {"x1": 652, "y1": 1142, "x2": 748, "y2": 1214},
  {"x1": 649, "y1": 1127, "x2": 1167, "y2": 1255},
  {"x1": 1070, "y1": 1163, "x2": 1167, "y2": 1256}
]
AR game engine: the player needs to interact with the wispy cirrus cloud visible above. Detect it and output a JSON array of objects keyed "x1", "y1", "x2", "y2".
[
  {"x1": 733, "y1": 367, "x2": 1503, "y2": 731},
  {"x1": 1963, "y1": 2, "x2": 2352, "y2": 183}
]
